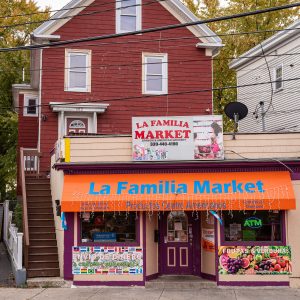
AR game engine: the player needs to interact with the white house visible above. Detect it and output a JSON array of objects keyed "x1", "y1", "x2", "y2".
[{"x1": 229, "y1": 20, "x2": 300, "y2": 133}]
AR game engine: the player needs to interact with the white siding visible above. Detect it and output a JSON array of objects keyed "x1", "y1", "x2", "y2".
[{"x1": 236, "y1": 36, "x2": 300, "y2": 133}]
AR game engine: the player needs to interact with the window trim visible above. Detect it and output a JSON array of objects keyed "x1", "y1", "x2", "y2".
[
  {"x1": 64, "y1": 115, "x2": 92, "y2": 136},
  {"x1": 142, "y1": 53, "x2": 168, "y2": 95},
  {"x1": 65, "y1": 49, "x2": 91, "y2": 93},
  {"x1": 77, "y1": 212, "x2": 141, "y2": 246},
  {"x1": 23, "y1": 94, "x2": 38, "y2": 117},
  {"x1": 116, "y1": 0, "x2": 141, "y2": 33},
  {"x1": 220, "y1": 210, "x2": 286, "y2": 246},
  {"x1": 274, "y1": 64, "x2": 283, "y2": 92}
]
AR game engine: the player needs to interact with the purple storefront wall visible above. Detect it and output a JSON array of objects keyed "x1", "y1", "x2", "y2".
[{"x1": 60, "y1": 161, "x2": 299, "y2": 286}]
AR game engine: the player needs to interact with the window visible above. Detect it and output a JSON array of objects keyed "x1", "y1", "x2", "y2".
[
  {"x1": 274, "y1": 65, "x2": 283, "y2": 91},
  {"x1": 65, "y1": 49, "x2": 91, "y2": 92},
  {"x1": 24, "y1": 155, "x2": 37, "y2": 171},
  {"x1": 81, "y1": 212, "x2": 137, "y2": 244},
  {"x1": 23, "y1": 95, "x2": 38, "y2": 117},
  {"x1": 116, "y1": 0, "x2": 141, "y2": 33},
  {"x1": 223, "y1": 210, "x2": 283, "y2": 244},
  {"x1": 143, "y1": 53, "x2": 168, "y2": 94},
  {"x1": 167, "y1": 211, "x2": 188, "y2": 242}
]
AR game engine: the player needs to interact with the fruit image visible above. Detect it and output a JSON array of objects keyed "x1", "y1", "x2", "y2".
[
  {"x1": 255, "y1": 254, "x2": 263, "y2": 262},
  {"x1": 274, "y1": 264, "x2": 281, "y2": 271},
  {"x1": 241, "y1": 258, "x2": 250, "y2": 269},
  {"x1": 279, "y1": 258, "x2": 286, "y2": 268},
  {"x1": 219, "y1": 254, "x2": 229, "y2": 271}
]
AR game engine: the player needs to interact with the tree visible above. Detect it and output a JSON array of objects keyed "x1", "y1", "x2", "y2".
[
  {"x1": 0, "y1": 1, "x2": 49, "y2": 200},
  {"x1": 183, "y1": 0, "x2": 300, "y2": 130}
]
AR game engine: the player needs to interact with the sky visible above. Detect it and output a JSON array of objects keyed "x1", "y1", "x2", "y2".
[{"x1": 35, "y1": 0, "x2": 71, "y2": 11}]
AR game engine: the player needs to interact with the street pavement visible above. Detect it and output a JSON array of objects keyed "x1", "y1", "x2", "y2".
[
  {"x1": 0, "y1": 243, "x2": 14, "y2": 287},
  {"x1": 0, "y1": 286, "x2": 300, "y2": 300}
]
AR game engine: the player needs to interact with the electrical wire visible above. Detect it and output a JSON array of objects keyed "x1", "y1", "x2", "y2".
[
  {"x1": 1, "y1": 2, "x2": 300, "y2": 52},
  {"x1": 9, "y1": 75, "x2": 300, "y2": 111}
]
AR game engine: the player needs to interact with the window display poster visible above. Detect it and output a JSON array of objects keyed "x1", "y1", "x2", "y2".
[
  {"x1": 218, "y1": 246, "x2": 292, "y2": 275},
  {"x1": 229, "y1": 223, "x2": 242, "y2": 241},
  {"x1": 72, "y1": 246, "x2": 143, "y2": 275},
  {"x1": 201, "y1": 228, "x2": 215, "y2": 252},
  {"x1": 132, "y1": 115, "x2": 224, "y2": 161}
]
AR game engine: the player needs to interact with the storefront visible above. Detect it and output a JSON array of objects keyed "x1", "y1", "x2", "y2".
[
  {"x1": 56, "y1": 169, "x2": 296, "y2": 286},
  {"x1": 50, "y1": 116, "x2": 299, "y2": 287}
]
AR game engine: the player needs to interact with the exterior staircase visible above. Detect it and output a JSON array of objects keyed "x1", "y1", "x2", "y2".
[{"x1": 26, "y1": 177, "x2": 60, "y2": 278}]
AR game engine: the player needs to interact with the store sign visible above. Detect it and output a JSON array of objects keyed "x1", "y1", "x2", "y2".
[
  {"x1": 72, "y1": 246, "x2": 143, "y2": 275},
  {"x1": 61, "y1": 171, "x2": 296, "y2": 212},
  {"x1": 218, "y1": 246, "x2": 292, "y2": 275},
  {"x1": 132, "y1": 115, "x2": 224, "y2": 161},
  {"x1": 244, "y1": 217, "x2": 262, "y2": 229}
]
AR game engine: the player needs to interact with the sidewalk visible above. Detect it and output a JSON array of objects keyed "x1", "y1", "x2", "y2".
[
  {"x1": 0, "y1": 286, "x2": 299, "y2": 300},
  {"x1": 0, "y1": 242, "x2": 14, "y2": 287}
]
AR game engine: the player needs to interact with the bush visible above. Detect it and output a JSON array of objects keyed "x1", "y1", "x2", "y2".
[{"x1": 13, "y1": 202, "x2": 23, "y2": 232}]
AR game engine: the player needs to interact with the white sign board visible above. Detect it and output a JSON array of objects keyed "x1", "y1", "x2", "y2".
[{"x1": 132, "y1": 115, "x2": 224, "y2": 161}]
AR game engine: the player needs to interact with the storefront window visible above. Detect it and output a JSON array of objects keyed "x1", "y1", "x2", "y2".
[
  {"x1": 81, "y1": 212, "x2": 137, "y2": 244},
  {"x1": 167, "y1": 211, "x2": 188, "y2": 242},
  {"x1": 223, "y1": 211, "x2": 283, "y2": 243}
]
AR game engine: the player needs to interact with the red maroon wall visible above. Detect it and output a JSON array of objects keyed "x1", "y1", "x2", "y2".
[
  {"x1": 39, "y1": 0, "x2": 213, "y2": 172},
  {"x1": 17, "y1": 94, "x2": 39, "y2": 194}
]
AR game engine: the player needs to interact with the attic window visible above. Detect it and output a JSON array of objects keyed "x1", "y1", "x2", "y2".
[
  {"x1": 274, "y1": 65, "x2": 283, "y2": 91},
  {"x1": 116, "y1": 0, "x2": 141, "y2": 33}
]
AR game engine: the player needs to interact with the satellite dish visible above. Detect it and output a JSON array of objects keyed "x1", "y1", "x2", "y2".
[{"x1": 224, "y1": 102, "x2": 248, "y2": 139}]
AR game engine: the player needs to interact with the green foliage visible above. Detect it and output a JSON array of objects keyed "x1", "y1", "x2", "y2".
[
  {"x1": 0, "y1": 1, "x2": 49, "y2": 200},
  {"x1": 13, "y1": 201, "x2": 23, "y2": 231},
  {"x1": 183, "y1": 0, "x2": 300, "y2": 131}
]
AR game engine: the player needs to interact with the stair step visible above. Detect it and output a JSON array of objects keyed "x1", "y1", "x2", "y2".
[
  {"x1": 29, "y1": 246, "x2": 58, "y2": 254},
  {"x1": 30, "y1": 239, "x2": 57, "y2": 247},
  {"x1": 29, "y1": 261, "x2": 60, "y2": 269},
  {"x1": 29, "y1": 219, "x2": 54, "y2": 227},
  {"x1": 26, "y1": 178, "x2": 50, "y2": 184},
  {"x1": 26, "y1": 184, "x2": 50, "y2": 190},
  {"x1": 29, "y1": 253, "x2": 59, "y2": 261},
  {"x1": 29, "y1": 226, "x2": 55, "y2": 233},
  {"x1": 30, "y1": 232, "x2": 56, "y2": 239},
  {"x1": 27, "y1": 190, "x2": 51, "y2": 196},
  {"x1": 27, "y1": 268, "x2": 60, "y2": 278},
  {"x1": 27, "y1": 202, "x2": 52, "y2": 209},
  {"x1": 29, "y1": 213, "x2": 53, "y2": 220},
  {"x1": 28, "y1": 207, "x2": 53, "y2": 214}
]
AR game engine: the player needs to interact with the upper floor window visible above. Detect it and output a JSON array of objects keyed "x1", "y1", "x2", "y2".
[
  {"x1": 23, "y1": 95, "x2": 38, "y2": 117},
  {"x1": 116, "y1": 0, "x2": 141, "y2": 33},
  {"x1": 274, "y1": 65, "x2": 283, "y2": 92},
  {"x1": 65, "y1": 49, "x2": 91, "y2": 92},
  {"x1": 142, "y1": 53, "x2": 168, "y2": 94}
]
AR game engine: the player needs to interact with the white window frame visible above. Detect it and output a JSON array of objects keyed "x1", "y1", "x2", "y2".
[
  {"x1": 142, "y1": 53, "x2": 168, "y2": 95},
  {"x1": 116, "y1": 0, "x2": 141, "y2": 33},
  {"x1": 23, "y1": 95, "x2": 38, "y2": 117},
  {"x1": 274, "y1": 64, "x2": 283, "y2": 92},
  {"x1": 64, "y1": 114, "x2": 94, "y2": 136},
  {"x1": 65, "y1": 49, "x2": 91, "y2": 92},
  {"x1": 24, "y1": 155, "x2": 38, "y2": 171}
]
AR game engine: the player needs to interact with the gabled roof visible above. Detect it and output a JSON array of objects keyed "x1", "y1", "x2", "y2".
[
  {"x1": 33, "y1": 0, "x2": 222, "y2": 51},
  {"x1": 229, "y1": 19, "x2": 300, "y2": 70}
]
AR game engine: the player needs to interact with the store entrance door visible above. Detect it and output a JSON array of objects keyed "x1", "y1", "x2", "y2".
[{"x1": 160, "y1": 211, "x2": 194, "y2": 275}]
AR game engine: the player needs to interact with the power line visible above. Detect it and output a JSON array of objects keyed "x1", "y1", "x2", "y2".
[
  {"x1": 10, "y1": 76, "x2": 300, "y2": 111},
  {"x1": 0, "y1": 0, "x2": 166, "y2": 30},
  {"x1": 0, "y1": 0, "x2": 139, "y2": 20},
  {"x1": 1, "y1": 2, "x2": 300, "y2": 52}
]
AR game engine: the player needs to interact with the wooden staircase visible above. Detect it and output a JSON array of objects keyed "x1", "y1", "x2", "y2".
[{"x1": 26, "y1": 177, "x2": 60, "y2": 278}]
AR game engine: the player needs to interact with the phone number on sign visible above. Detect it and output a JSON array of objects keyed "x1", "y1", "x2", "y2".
[{"x1": 150, "y1": 142, "x2": 179, "y2": 146}]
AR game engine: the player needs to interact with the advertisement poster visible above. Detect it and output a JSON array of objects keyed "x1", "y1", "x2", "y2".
[
  {"x1": 72, "y1": 246, "x2": 143, "y2": 275},
  {"x1": 218, "y1": 246, "x2": 292, "y2": 275},
  {"x1": 202, "y1": 228, "x2": 215, "y2": 252},
  {"x1": 132, "y1": 115, "x2": 224, "y2": 161}
]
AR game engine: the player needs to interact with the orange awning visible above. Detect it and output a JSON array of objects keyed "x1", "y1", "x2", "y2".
[{"x1": 61, "y1": 171, "x2": 296, "y2": 212}]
